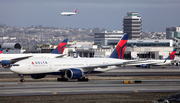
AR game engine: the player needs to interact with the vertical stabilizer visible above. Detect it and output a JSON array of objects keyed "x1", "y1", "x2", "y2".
[
  {"x1": 0, "y1": 49, "x2": 3, "y2": 54},
  {"x1": 51, "y1": 39, "x2": 68, "y2": 54},
  {"x1": 75, "y1": 9, "x2": 77, "y2": 13},
  {"x1": 109, "y1": 33, "x2": 129, "y2": 59},
  {"x1": 166, "y1": 48, "x2": 177, "y2": 60},
  {"x1": 164, "y1": 48, "x2": 177, "y2": 63},
  {"x1": 73, "y1": 48, "x2": 78, "y2": 58}
]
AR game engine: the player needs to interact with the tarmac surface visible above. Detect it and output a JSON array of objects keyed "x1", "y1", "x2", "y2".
[
  {"x1": 0, "y1": 66, "x2": 180, "y2": 102},
  {"x1": 0, "y1": 80, "x2": 180, "y2": 97}
]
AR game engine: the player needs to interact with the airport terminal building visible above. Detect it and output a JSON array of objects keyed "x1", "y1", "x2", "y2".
[
  {"x1": 93, "y1": 32, "x2": 174, "y2": 59},
  {"x1": 66, "y1": 31, "x2": 179, "y2": 60},
  {"x1": 166, "y1": 26, "x2": 180, "y2": 39}
]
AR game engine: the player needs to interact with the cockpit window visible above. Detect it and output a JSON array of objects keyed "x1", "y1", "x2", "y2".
[{"x1": 12, "y1": 64, "x2": 20, "y2": 66}]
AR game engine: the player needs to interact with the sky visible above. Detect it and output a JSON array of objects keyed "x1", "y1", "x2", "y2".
[{"x1": 0, "y1": 0, "x2": 180, "y2": 32}]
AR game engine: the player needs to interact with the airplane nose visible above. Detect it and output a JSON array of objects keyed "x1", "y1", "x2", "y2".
[{"x1": 10, "y1": 66, "x2": 18, "y2": 73}]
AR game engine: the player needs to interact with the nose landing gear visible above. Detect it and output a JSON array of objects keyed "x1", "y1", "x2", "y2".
[{"x1": 18, "y1": 74, "x2": 25, "y2": 82}]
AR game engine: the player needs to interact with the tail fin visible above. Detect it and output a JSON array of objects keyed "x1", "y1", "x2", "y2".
[
  {"x1": 109, "y1": 33, "x2": 129, "y2": 59},
  {"x1": 166, "y1": 48, "x2": 177, "y2": 60},
  {"x1": 74, "y1": 9, "x2": 77, "y2": 13},
  {"x1": 73, "y1": 48, "x2": 79, "y2": 58},
  {"x1": 0, "y1": 49, "x2": 3, "y2": 54},
  {"x1": 51, "y1": 39, "x2": 68, "y2": 54}
]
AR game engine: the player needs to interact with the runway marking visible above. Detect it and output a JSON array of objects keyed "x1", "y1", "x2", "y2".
[
  {"x1": 53, "y1": 92, "x2": 57, "y2": 95},
  {"x1": 134, "y1": 90, "x2": 138, "y2": 92}
]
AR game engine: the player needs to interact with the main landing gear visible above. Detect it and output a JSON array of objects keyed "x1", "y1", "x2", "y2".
[
  {"x1": 78, "y1": 77, "x2": 89, "y2": 82},
  {"x1": 57, "y1": 76, "x2": 89, "y2": 82},
  {"x1": 19, "y1": 74, "x2": 25, "y2": 82},
  {"x1": 57, "y1": 75, "x2": 68, "y2": 81}
]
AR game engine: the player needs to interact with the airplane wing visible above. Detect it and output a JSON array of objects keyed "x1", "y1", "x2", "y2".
[
  {"x1": 123, "y1": 60, "x2": 160, "y2": 66},
  {"x1": 55, "y1": 54, "x2": 68, "y2": 58},
  {"x1": 59, "y1": 62, "x2": 124, "y2": 72},
  {"x1": 58, "y1": 60, "x2": 163, "y2": 73}
]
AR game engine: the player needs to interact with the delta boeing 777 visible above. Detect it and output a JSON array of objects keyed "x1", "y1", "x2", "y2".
[{"x1": 10, "y1": 33, "x2": 130, "y2": 82}]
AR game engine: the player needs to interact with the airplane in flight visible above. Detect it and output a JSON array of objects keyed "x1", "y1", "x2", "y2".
[
  {"x1": 134, "y1": 48, "x2": 177, "y2": 68},
  {"x1": 61, "y1": 9, "x2": 77, "y2": 16},
  {"x1": 0, "y1": 39, "x2": 68, "y2": 67}
]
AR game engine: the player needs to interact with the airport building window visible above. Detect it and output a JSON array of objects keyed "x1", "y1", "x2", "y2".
[{"x1": 127, "y1": 42, "x2": 170, "y2": 47}]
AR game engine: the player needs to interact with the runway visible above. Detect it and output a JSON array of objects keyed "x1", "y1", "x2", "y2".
[
  {"x1": 0, "y1": 66, "x2": 180, "y2": 101},
  {"x1": 0, "y1": 80, "x2": 180, "y2": 97}
]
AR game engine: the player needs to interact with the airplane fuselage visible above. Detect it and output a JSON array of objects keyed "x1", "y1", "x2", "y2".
[
  {"x1": 61, "y1": 12, "x2": 76, "y2": 16},
  {"x1": 10, "y1": 58, "x2": 127, "y2": 75}
]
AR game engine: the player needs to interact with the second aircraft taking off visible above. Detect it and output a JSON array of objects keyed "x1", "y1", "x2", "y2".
[{"x1": 61, "y1": 9, "x2": 77, "y2": 16}]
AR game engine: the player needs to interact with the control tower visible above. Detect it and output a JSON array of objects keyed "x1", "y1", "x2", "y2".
[{"x1": 123, "y1": 12, "x2": 142, "y2": 39}]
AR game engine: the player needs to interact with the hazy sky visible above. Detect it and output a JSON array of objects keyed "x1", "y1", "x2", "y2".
[{"x1": 0, "y1": 0, "x2": 180, "y2": 32}]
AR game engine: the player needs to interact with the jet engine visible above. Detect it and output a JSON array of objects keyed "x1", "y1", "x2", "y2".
[
  {"x1": 1, "y1": 60, "x2": 12, "y2": 67},
  {"x1": 136, "y1": 64, "x2": 150, "y2": 68},
  {"x1": 141, "y1": 64, "x2": 147, "y2": 68},
  {"x1": 31, "y1": 75, "x2": 46, "y2": 79},
  {"x1": 65, "y1": 68, "x2": 83, "y2": 79}
]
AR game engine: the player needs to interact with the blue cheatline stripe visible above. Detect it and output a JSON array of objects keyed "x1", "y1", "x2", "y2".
[
  {"x1": 172, "y1": 54, "x2": 175, "y2": 60},
  {"x1": 26, "y1": 72, "x2": 65, "y2": 76},
  {"x1": 120, "y1": 43, "x2": 127, "y2": 59}
]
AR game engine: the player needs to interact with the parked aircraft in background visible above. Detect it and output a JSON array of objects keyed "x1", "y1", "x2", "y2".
[
  {"x1": 61, "y1": 9, "x2": 77, "y2": 16},
  {"x1": 134, "y1": 48, "x2": 177, "y2": 68},
  {"x1": 0, "y1": 49, "x2": 3, "y2": 54},
  {"x1": 73, "y1": 48, "x2": 80, "y2": 58},
  {"x1": 10, "y1": 33, "x2": 132, "y2": 82},
  {"x1": 0, "y1": 39, "x2": 68, "y2": 67}
]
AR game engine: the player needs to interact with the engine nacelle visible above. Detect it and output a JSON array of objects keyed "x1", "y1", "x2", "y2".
[
  {"x1": 65, "y1": 68, "x2": 83, "y2": 79},
  {"x1": 1, "y1": 60, "x2": 12, "y2": 67},
  {"x1": 141, "y1": 64, "x2": 147, "y2": 68},
  {"x1": 31, "y1": 75, "x2": 46, "y2": 79}
]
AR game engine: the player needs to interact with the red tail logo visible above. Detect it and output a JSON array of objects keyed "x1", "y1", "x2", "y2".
[{"x1": 75, "y1": 9, "x2": 77, "y2": 13}]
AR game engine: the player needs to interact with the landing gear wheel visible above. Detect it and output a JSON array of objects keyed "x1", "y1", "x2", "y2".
[
  {"x1": 20, "y1": 79, "x2": 25, "y2": 82},
  {"x1": 78, "y1": 77, "x2": 89, "y2": 82},
  {"x1": 19, "y1": 74, "x2": 25, "y2": 82}
]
